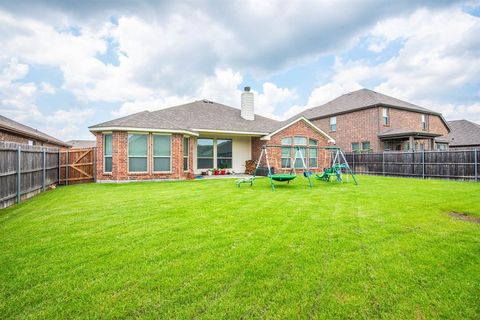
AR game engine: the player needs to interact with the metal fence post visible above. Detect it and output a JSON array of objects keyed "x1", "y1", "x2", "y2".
[
  {"x1": 422, "y1": 150, "x2": 425, "y2": 179},
  {"x1": 475, "y1": 148, "x2": 478, "y2": 182},
  {"x1": 17, "y1": 146, "x2": 21, "y2": 203},
  {"x1": 382, "y1": 152, "x2": 385, "y2": 176},
  {"x1": 43, "y1": 148, "x2": 46, "y2": 191},
  {"x1": 352, "y1": 151, "x2": 355, "y2": 174},
  {"x1": 58, "y1": 150, "x2": 61, "y2": 184}
]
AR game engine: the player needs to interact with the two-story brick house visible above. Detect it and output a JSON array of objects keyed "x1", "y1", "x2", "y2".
[{"x1": 300, "y1": 89, "x2": 451, "y2": 152}]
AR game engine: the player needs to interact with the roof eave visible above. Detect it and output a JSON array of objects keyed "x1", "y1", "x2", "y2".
[
  {"x1": 89, "y1": 126, "x2": 199, "y2": 136},
  {"x1": 0, "y1": 123, "x2": 70, "y2": 147}
]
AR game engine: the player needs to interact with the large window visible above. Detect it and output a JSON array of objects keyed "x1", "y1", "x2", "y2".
[
  {"x1": 197, "y1": 138, "x2": 214, "y2": 169},
  {"x1": 421, "y1": 114, "x2": 427, "y2": 130},
  {"x1": 104, "y1": 133, "x2": 112, "y2": 173},
  {"x1": 362, "y1": 141, "x2": 370, "y2": 151},
  {"x1": 153, "y1": 135, "x2": 171, "y2": 172},
  {"x1": 309, "y1": 139, "x2": 318, "y2": 168},
  {"x1": 330, "y1": 116, "x2": 337, "y2": 131},
  {"x1": 183, "y1": 137, "x2": 189, "y2": 171},
  {"x1": 128, "y1": 134, "x2": 148, "y2": 172},
  {"x1": 293, "y1": 137, "x2": 307, "y2": 168},
  {"x1": 382, "y1": 108, "x2": 389, "y2": 125},
  {"x1": 217, "y1": 139, "x2": 232, "y2": 169},
  {"x1": 281, "y1": 138, "x2": 292, "y2": 168}
]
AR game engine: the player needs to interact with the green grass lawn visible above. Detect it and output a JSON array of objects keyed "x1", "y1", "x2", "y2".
[{"x1": 1, "y1": 175, "x2": 479, "y2": 319}]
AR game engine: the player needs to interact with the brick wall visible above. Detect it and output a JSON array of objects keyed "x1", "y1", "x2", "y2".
[
  {"x1": 311, "y1": 107, "x2": 450, "y2": 151},
  {"x1": 252, "y1": 119, "x2": 332, "y2": 173},
  {"x1": 0, "y1": 129, "x2": 64, "y2": 148},
  {"x1": 95, "y1": 131, "x2": 193, "y2": 181}
]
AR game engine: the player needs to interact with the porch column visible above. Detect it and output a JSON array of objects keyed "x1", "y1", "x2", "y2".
[
  {"x1": 429, "y1": 138, "x2": 435, "y2": 150},
  {"x1": 409, "y1": 136, "x2": 414, "y2": 151}
]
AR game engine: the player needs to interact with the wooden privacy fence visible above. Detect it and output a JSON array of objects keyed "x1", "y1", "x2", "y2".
[
  {"x1": 345, "y1": 149, "x2": 479, "y2": 181},
  {"x1": 0, "y1": 142, "x2": 95, "y2": 209}
]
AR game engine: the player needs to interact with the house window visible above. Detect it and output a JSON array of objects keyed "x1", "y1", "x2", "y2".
[
  {"x1": 330, "y1": 116, "x2": 337, "y2": 131},
  {"x1": 382, "y1": 108, "x2": 389, "y2": 125},
  {"x1": 351, "y1": 142, "x2": 360, "y2": 152},
  {"x1": 293, "y1": 136, "x2": 307, "y2": 168},
  {"x1": 419, "y1": 143, "x2": 425, "y2": 151},
  {"x1": 183, "y1": 137, "x2": 189, "y2": 171},
  {"x1": 281, "y1": 137, "x2": 292, "y2": 168},
  {"x1": 383, "y1": 141, "x2": 390, "y2": 151},
  {"x1": 103, "y1": 134, "x2": 112, "y2": 173},
  {"x1": 421, "y1": 114, "x2": 427, "y2": 130},
  {"x1": 217, "y1": 139, "x2": 232, "y2": 169},
  {"x1": 436, "y1": 143, "x2": 448, "y2": 150},
  {"x1": 128, "y1": 134, "x2": 148, "y2": 172},
  {"x1": 309, "y1": 139, "x2": 318, "y2": 168},
  {"x1": 197, "y1": 138, "x2": 214, "y2": 169},
  {"x1": 27, "y1": 140, "x2": 34, "y2": 146},
  {"x1": 153, "y1": 135, "x2": 171, "y2": 172},
  {"x1": 361, "y1": 141, "x2": 370, "y2": 151}
]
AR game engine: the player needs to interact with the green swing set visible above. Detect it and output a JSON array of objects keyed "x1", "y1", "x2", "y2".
[
  {"x1": 237, "y1": 145, "x2": 312, "y2": 190},
  {"x1": 315, "y1": 147, "x2": 358, "y2": 185}
]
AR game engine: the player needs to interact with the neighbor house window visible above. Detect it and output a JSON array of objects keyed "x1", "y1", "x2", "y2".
[
  {"x1": 103, "y1": 133, "x2": 112, "y2": 173},
  {"x1": 309, "y1": 139, "x2": 318, "y2": 168},
  {"x1": 281, "y1": 137, "x2": 292, "y2": 168},
  {"x1": 197, "y1": 138, "x2": 214, "y2": 169},
  {"x1": 128, "y1": 133, "x2": 148, "y2": 172},
  {"x1": 436, "y1": 143, "x2": 448, "y2": 150},
  {"x1": 362, "y1": 141, "x2": 370, "y2": 151},
  {"x1": 27, "y1": 140, "x2": 34, "y2": 146},
  {"x1": 382, "y1": 108, "x2": 389, "y2": 125},
  {"x1": 421, "y1": 114, "x2": 427, "y2": 130},
  {"x1": 419, "y1": 143, "x2": 425, "y2": 151},
  {"x1": 217, "y1": 139, "x2": 232, "y2": 169},
  {"x1": 183, "y1": 137, "x2": 189, "y2": 171},
  {"x1": 153, "y1": 134, "x2": 171, "y2": 172},
  {"x1": 330, "y1": 116, "x2": 337, "y2": 131},
  {"x1": 293, "y1": 136, "x2": 307, "y2": 168},
  {"x1": 351, "y1": 142, "x2": 360, "y2": 152}
]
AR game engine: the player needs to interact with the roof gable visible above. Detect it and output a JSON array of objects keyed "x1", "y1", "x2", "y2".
[{"x1": 261, "y1": 117, "x2": 335, "y2": 143}]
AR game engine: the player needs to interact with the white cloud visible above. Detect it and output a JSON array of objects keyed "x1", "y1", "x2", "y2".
[{"x1": 40, "y1": 82, "x2": 56, "y2": 94}]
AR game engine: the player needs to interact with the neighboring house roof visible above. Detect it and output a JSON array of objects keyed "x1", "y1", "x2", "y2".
[
  {"x1": 89, "y1": 100, "x2": 281, "y2": 135},
  {"x1": 0, "y1": 115, "x2": 70, "y2": 147},
  {"x1": 298, "y1": 89, "x2": 449, "y2": 129},
  {"x1": 445, "y1": 120, "x2": 480, "y2": 147},
  {"x1": 66, "y1": 140, "x2": 96, "y2": 148}
]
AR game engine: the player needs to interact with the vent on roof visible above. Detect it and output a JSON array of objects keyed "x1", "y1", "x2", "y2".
[{"x1": 202, "y1": 99, "x2": 213, "y2": 104}]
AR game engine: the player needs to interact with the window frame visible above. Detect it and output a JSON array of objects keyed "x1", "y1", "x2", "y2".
[
  {"x1": 216, "y1": 138, "x2": 233, "y2": 169},
  {"x1": 330, "y1": 116, "x2": 337, "y2": 132},
  {"x1": 309, "y1": 138, "x2": 318, "y2": 168},
  {"x1": 351, "y1": 142, "x2": 360, "y2": 152},
  {"x1": 382, "y1": 107, "x2": 389, "y2": 126},
  {"x1": 293, "y1": 136, "x2": 308, "y2": 169},
  {"x1": 152, "y1": 133, "x2": 172, "y2": 173},
  {"x1": 197, "y1": 138, "x2": 215, "y2": 169},
  {"x1": 281, "y1": 138, "x2": 292, "y2": 169},
  {"x1": 183, "y1": 137, "x2": 189, "y2": 172},
  {"x1": 361, "y1": 141, "x2": 370, "y2": 151},
  {"x1": 127, "y1": 132, "x2": 149, "y2": 173},
  {"x1": 421, "y1": 114, "x2": 427, "y2": 131},
  {"x1": 103, "y1": 133, "x2": 112, "y2": 174}
]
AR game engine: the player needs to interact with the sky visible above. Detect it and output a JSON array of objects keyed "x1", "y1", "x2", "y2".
[{"x1": 0, "y1": 0, "x2": 479, "y2": 141}]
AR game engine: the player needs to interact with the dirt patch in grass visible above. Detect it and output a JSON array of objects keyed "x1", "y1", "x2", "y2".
[{"x1": 449, "y1": 212, "x2": 480, "y2": 224}]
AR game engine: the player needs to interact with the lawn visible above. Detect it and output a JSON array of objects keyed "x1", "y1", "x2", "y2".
[{"x1": 1, "y1": 175, "x2": 479, "y2": 319}]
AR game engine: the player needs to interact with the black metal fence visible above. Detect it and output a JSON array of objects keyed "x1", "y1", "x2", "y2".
[
  {"x1": 345, "y1": 149, "x2": 479, "y2": 181},
  {"x1": 0, "y1": 142, "x2": 60, "y2": 209}
]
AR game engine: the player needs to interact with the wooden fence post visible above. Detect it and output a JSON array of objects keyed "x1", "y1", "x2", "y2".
[
  {"x1": 66, "y1": 149, "x2": 69, "y2": 186},
  {"x1": 17, "y1": 146, "x2": 21, "y2": 204},
  {"x1": 43, "y1": 148, "x2": 46, "y2": 191}
]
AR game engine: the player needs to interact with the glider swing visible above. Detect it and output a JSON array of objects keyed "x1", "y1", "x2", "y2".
[{"x1": 252, "y1": 144, "x2": 313, "y2": 191}]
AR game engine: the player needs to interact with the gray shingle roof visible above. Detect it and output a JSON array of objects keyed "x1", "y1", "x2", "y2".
[
  {"x1": 299, "y1": 88, "x2": 439, "y2": 120},
  {"x1": 89, "y1": 100, "x2": 281, "y2": 134},
  {"x1": 0, "y1": 115, "x2": 69, "y2": 147},
  {"x1": 445, "y1": 120, "x2": 480, "y2": 147},
  {"x1": 378, "y1": 128, "x2": 442, "y2": 138}
]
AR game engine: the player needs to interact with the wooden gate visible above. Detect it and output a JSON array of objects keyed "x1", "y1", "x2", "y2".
[{"x1": 59, "y1": 148, "x2": 95, "y2": 184}]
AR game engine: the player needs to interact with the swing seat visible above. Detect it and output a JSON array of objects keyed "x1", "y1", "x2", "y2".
[{"x1": 270, "y1": 174, "x2": 296, "y2": 182}]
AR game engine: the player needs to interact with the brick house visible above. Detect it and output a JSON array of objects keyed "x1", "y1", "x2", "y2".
[
  {"x1": 89, "y1": 88, "x2": 335, "y2": 181},
  {"x1": 0, "y1": 115, "x2": 70, "y2": 148},
  {"x1": 299, "y1": 89, "x2": 451, "y2": 152},
  {"x1": 444, "y1": 120, "x2": 480, "y2": 149}
]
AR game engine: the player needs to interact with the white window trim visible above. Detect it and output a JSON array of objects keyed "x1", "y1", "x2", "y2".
[
  {"x1": 152, "y1": 133, "x2": 173, "y2": 174},
  {"x1": 216, "y1": 138, "x2": 233, "y2": 169},
  {"x1": 330, "y1": 116, "x2": 337, "y2": 132},
  {"x1": 103, "y1": 133, "x2": 112, "y2": 174},
  {"x1": 309, "y1": 138, "x2": 318, "y2": 169},
  {"x1": 382, "y1": 108, "x2": 389, "y2": 126},
  {"x1": 183, "y1": 137, "x2": 189, "y2": 172},
  {"x1": 127, "y1": 132, "x2": 149, "y2": 174}
]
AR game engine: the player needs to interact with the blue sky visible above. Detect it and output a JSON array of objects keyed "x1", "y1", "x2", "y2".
[{"x1": 0, "y1": 0, "x2": 479, "y2": 140}]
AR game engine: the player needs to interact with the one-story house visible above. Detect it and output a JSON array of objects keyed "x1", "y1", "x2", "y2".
[
  {"x1": 89, "y1": 87, "x2": 335, "y2": 181},
  {"x1": 0, "y1": 115, "x2": 70, "y2": 148}
]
